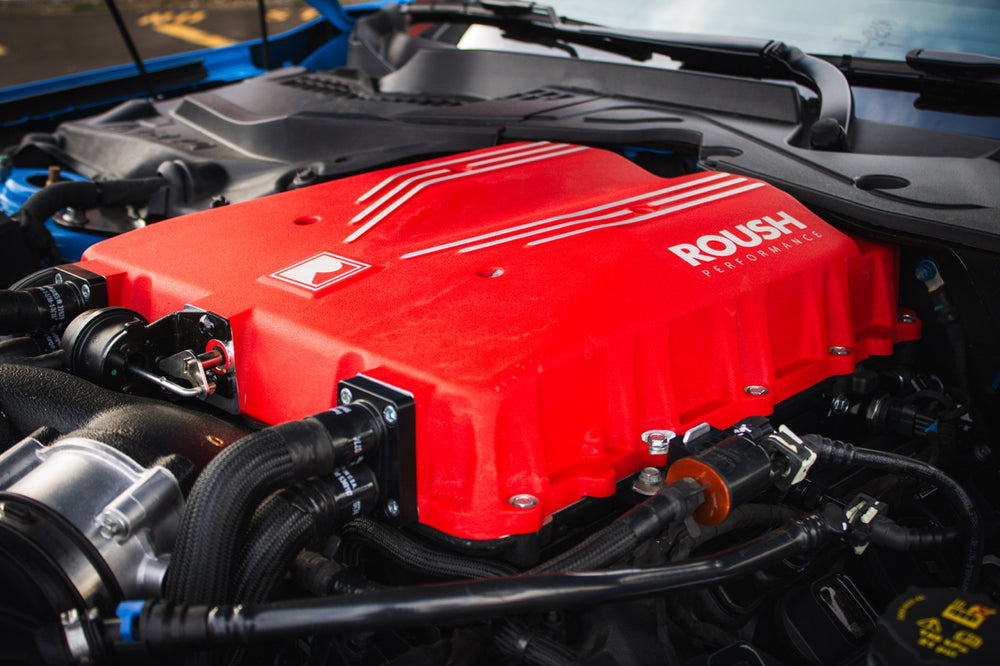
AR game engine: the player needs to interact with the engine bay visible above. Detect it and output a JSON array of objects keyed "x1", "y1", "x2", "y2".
[{"x1": 1, "y1": 3, "x2": 1000, "y2": 665}]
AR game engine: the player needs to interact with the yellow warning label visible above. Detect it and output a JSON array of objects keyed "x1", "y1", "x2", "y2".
[
  {"x1": 897, "y1": 594, "x2": 926, "y2": 621},
  {"x1": 942, "y1": 599, "x2": 997, "y2": 630},
  {"x1": 918, "y1": 617, "x2": 944, "y2": 634}
]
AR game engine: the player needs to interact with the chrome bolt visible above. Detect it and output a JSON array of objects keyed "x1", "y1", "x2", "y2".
[
  {"x1": 641, "y1": 430, "x2": 675, "y2": 455},
  {"x1": 80, "y1": 283, "x2": 91, "y2": 302},
  {"x1": 509, "y1": 493, "x2": 539, "y2": 509},
  {"x1": 385, "y1": 499, "x2": 400, "y2": 518},
  {"x1": 637, "y1": 467, "x2": 663, "y2": 486},
  {"x1": 829, "y1": 346, "x2": 852, "y2": 356},
  {"x1": 632, "y1": 466, "x2": 665, "y2": 496},
  {"x1": 339, "y1": 387, "x2": 353, "y2": 405},
  {"x1": 898, "y1": 313, "x2": 918, "y2": 323},
  {"x1": 831, "y1": 395, "x2": 850, "y2": 415},
  {"x1": 53, "y1": 273, "x2": 64, "y2": 284},
  {"x1": 744, "y1": 385, "x2": 769, "y2": 396},
  {"x1": 382, "y1": 405, "x2": 398, "y2": 424}
]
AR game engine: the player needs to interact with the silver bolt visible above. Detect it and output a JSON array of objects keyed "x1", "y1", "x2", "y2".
[
  {"x1": 197, "y1": 314, "x2": 216, "y2": 338},
  {"x1": 382, "y1": 405, "x2": 398, "y2": 424},
  {"x1": 339, "y1": 387, "x2": 353, "y2": 405},
  {"x1": 98, "y1": 512, "x2": 128, "y2": 539},
  {"x1": 641, "y1": 430, "x2": 675, "y2": 455},
  {"x1": 744, "y1": 385, "x2": 769, "y2": 396},
  {"x1": 80, "y1": 283, "x2": 92, "y2": 302},
  {"x1": 898, "y1": 313, "x2": 918, "y2": 323},
  {"x1": 632, "y1": 467, "x2": 664, "y2": 496},
  {"x1": 53, "y1": 273, "x2": 64, "y2": 284},
  {"x1": 385, "y1": 499, "x2": 400, "y2": 518},
  {"x1": 829, "y1": 346, "x2": 852, "y2": 356},
  {"x1": 831, "y1": 395, "x2": 850, "y2": 415},
  {"x1": 509, "y1": 494, "x2": 539, "y2": 509},
  {"x1": 638, "y1": 467, "x2": 662, "y2": 486}
]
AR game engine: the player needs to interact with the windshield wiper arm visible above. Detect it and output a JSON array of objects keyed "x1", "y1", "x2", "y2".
[
  {"x1": 906, "y1": 49, "x2": 1000, "y2": 79},
  {"x1": 402, "y1": 0, "x2": 852, "y2": 146}
]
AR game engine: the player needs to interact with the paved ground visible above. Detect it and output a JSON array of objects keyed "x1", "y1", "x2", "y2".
[{"x1": 0, "y1": 4, "x2": 320, "y2": 88}]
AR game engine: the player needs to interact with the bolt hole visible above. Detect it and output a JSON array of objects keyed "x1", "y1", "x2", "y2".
[
  {"x1": 477, "y1": 267, "x2": 504, "y2": 278},
  {"x1": 293, "y1": 215, "x2": 321, "y2": 226}
]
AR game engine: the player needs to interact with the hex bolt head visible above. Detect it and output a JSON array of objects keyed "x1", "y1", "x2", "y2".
[
  {"x1": 744, "y1": 385, "x2": 769, "y2": 396},
  {"x1": 831, "y1": 395, "x2": 851, "y2": 415},
  {"x1": 509, "y1": 494, "x2": 539, "y2": 509},
  {"x1": 382, "y1": 405, "x2": 398, "y2": 424},
  {"x1": 197, "y1": 315, "x2": 216, "y2": 338},
  {"x1": 80, "y1": 283, "x2": 91, "y2": 302},
  {"x1": 385, "y1": 499, "x2": 400, "y2": 518},
  {"x1": 339, "y1": 387, "x2": 353, "y2": 405},
  {"x1": 898, "y1": 313, "x2": 918, "y2": 323},
  {"x1": 828, "y1": 346, "x2": 852, "y2": 356},
  {"x1": 641, "y1": 430, "x2": 675, "y2": 455}
]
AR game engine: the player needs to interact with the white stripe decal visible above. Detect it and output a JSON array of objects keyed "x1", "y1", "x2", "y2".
[
  {"x1": 454, "y1": 178, "x2": 755, "y2": 254},
  {"x1": 345, "y1": 145, "x2": 588, "y2": 243},
  {"x1": 525, "y1": 182, "x2": 767, "y2": 247},
  {"x1": 350, "y1": 143, "x2": 572, "y2": 225},
  {"x1": 400, "y1": 172, "x2": 732, "y2": 259},
  {"x1": 356, "y1": 142, "x2": 556, "y2": 203}
]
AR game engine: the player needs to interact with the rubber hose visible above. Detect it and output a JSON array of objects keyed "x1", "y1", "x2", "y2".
[
  {"x1": 234, "y1": 468, "x2": 378, "y2": 603},
  {"x1": 342, "y1": 518, "x2": 519, "y2": 579},
  {"x1": 671, "y1": 503, "x2": 799, "y2": 562},
  {"x1": 165, "y1": 405, "x2": 384, "y2": 604},
  {"x1": 493, "y1": 618, "x2": 576, "y2": 666},
  {"x1": 0, "y1": 364, "x2": 246, "y2": 465},
  {"x1": 801, "y1": 434, "x2": 982, "y2": 591},
  {"x1": 868, "y1": 518, "x2": 961, "y2": 551},
  {"x1": 15, "y1": 177, "x2": 166, "y2": 264},
  {"x1": 234, "y1": 497, "x2": 314, "y2": 604},
  {"x1": 531, "y1": 477, "x2": 705, "y2": 574},
  {"x1": 127, "y1": 506, "x2": 846, "y2": 650}
]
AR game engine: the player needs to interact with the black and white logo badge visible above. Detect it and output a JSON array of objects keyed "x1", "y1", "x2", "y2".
[{"x1": 271, "y1": 252, "x2": 370, "y2": 291}]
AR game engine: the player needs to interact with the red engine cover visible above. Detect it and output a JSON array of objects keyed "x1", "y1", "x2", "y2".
[{"x1": 79, "y1": 142, "x2": 916, "y2": 540}]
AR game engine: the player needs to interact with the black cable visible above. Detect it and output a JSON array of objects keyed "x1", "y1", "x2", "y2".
[
  {"x1": 801, "y1": 434, "x2": 982, "y2": 591},
  {"x1": 868, "y1": 517, "x2": 961, "y2": 551},
  {"x1": 121, "y1": 506, "x2": 846, "y2": 651}
]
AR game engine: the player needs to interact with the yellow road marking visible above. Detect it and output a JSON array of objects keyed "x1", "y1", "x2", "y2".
[
  {"x1": 0, "y1": 44, "x2": 8, "y2": 57},
  {"x1": 152, "y1": 23, "x2": 236, "y2": 48},
  {"x1": 266, "y1": 8, "x2": 291, "y2": 23},
  {"x1": 300, "y1": 8, "x2": 319, "y2": 21},
  {"x1": 138, "y1": 11, "x2": 236, "y2": 49}
]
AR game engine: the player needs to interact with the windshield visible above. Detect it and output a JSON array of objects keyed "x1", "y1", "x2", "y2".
[{"x1": 546, "y1": 0, "x2": 1000, "y2": 61}]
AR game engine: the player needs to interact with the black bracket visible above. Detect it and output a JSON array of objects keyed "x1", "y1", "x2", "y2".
[{"x1": 338, "y1": 374, "x2": 417, "y2": 525}]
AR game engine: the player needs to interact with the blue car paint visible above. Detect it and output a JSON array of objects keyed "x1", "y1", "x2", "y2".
[{"x1": 0, "y1": 168, "x2": 101, "y2": 261}]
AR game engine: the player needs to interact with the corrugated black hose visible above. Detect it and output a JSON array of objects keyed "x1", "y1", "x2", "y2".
[
  {"x1": 234, "y1": 467, "x2": 379, "y2": 603},
  {"x1": 114, "y1": 505, "x2": 848, "y2": 652},
  {"x1": 163, "y1": 404, "x2": 385, "y2": 605},
  {"x1": 801, "y1": 434, "x2": 983, "y2": 591},
  {"x1": 14, "y1": 177, "x2": 166, "y2": 266}
]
